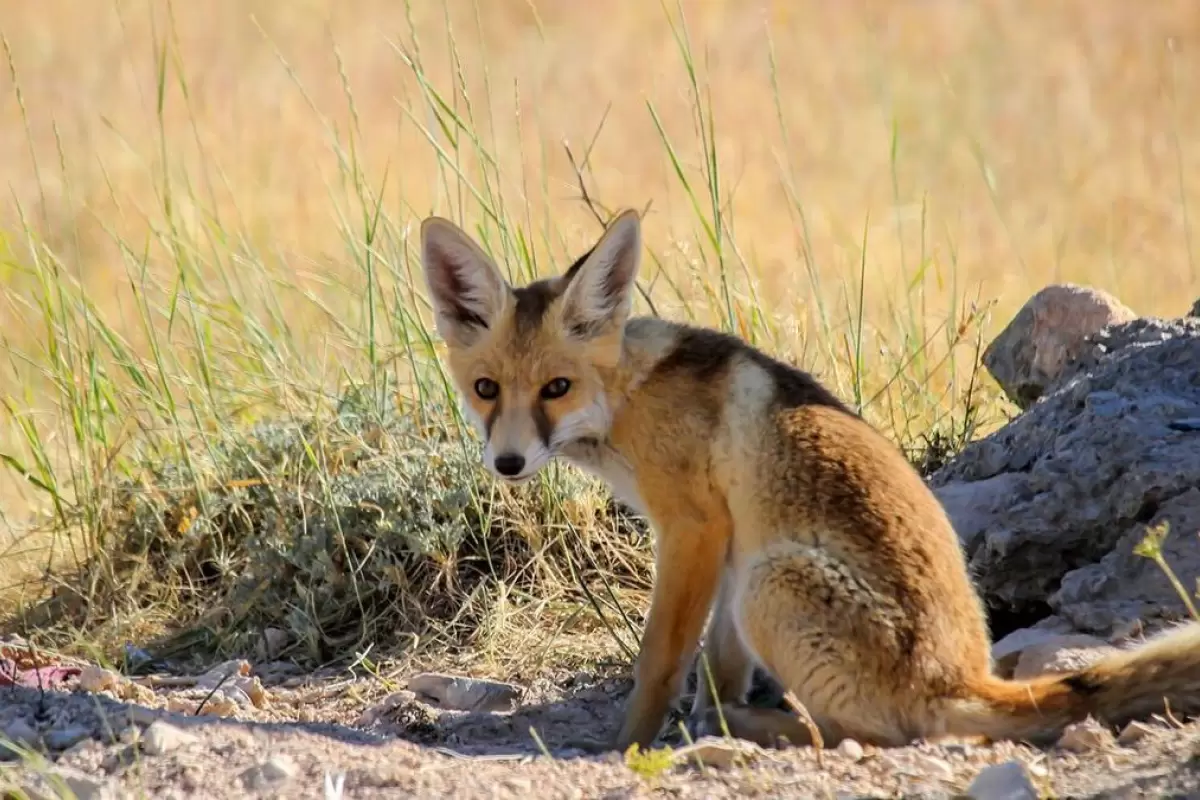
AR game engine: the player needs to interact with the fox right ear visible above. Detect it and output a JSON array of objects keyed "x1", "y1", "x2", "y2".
[{"x1": 420, "y1": 217, "x2": 510, "y2": 348}]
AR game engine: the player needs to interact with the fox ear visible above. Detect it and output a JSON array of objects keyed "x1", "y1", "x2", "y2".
[
  {"x1": 420, "y1": 217, "x2": 510, "y2": 347},
  {"x1": 560, "y1": 209, "x2": 642, "y2": 340}
]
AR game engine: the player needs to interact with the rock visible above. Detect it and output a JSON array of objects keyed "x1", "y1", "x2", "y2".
[
  {"x1": 1011, "y1": 635, "x2": 1116, "y2": 680},
  {"x1": 241, "y1": 754, "x2": 298, "y2": 789},
  {"x1": 966, "y1": 760, "x2": 1039, "y2": 800},
  {"x1": 58, "y1": 767, "x2": 117, "y2": 800},
  {"x1": 673, "y1": 736, "x2": 762, "y2": 769},
  {"x1": 1189, "y1": 298, "x2": 1200, "y2": 318},
  {"x1": 931, "y1": 316, "x2": 1200, "y2": 635},
  {"x1": 989, "y1": 619, "x2": 1078, "y2": 677},
  {"x1": 3, "y1": 718, "x2": 39, "y2": 749},
  {"x1": 836, "y1": 738, "x2": 865, "y2": 761},
  {"x1": 44, "y1": 726, "x2": 91, "y2": 750},
  {"x1": 141, "y1": 720, "x2": 197, "y2": 755},
  {"x1": 982, "y1": 283, "x2": 1136, "y2": 409},
  {"x1": 1057, "y1": 718, "x2": 1116, "y2": 752},
  {"x1": 77, "y1": 666, "x2": 121, "y2": 693},
  {"x1": 934, "y1": 474, "x2": 1031, "y2": 553},
  {"x1": 407, "y1": 673, "x2": 523, "y2": 713},
  {"x1": 1117, "y1": 720, "x2": 1158, "y2": 746},
  {"x1": 19, "y1": 766, "x2": 117, "y2": 800}
]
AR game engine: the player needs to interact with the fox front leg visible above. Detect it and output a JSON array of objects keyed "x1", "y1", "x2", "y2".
[{"x1": 614, "y1": 514, "x2": 728, "y2": 752}]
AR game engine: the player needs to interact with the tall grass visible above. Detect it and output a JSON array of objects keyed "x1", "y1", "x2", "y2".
[{"x1": 0, "y1": 0, "x2": 1197, "y2": 667}]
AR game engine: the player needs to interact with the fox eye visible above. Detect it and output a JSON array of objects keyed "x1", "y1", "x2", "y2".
[
  {"x1": 474, "y1": 378, "x2": 500, "y2": 400},
  {"x1": 540, "y1": 378, "x2": 571, "y2": 400}
]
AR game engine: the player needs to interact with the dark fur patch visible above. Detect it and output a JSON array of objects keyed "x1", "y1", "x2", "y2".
[
  {"x1": 512, "y1": 279, "x2": 563, "y2": 336},
  {"x1": 654, "y1": 325, "x2": 850, "y2": 413},
  {"x1": 532, "y1": 401, "x2": 554, "y2": 447},
  {"x1": 484, "y1": 399, "x2": 501, "y2": 438},
  {"x1": 653, "y1": 326, "x2": 744, "y2": 383},
  {"x1": 1063, "y1": 672, "x2": 1104, "y2": 697}
]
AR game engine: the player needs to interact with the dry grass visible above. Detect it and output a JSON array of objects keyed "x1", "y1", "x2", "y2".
[{"x1": 1, "y1": 0, "x2": 1198, "y2": 671}]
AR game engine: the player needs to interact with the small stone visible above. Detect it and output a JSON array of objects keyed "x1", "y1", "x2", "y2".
[
  {"x1": 77, "y1": 666, "x2": 122, "y2": 694},
  {"x1": 44, "y1": 726, "x2": 91, "y2": 750},
  {"x1": 1117, "y1": 720, "x2": 1157, "y2": 746},
  {"x1": 966, "y1": 760, "x2": 1039, "y2": 800},
  {"x1": 1057, "y1": 718, "x2": 1115, "y2": 752},
  {"x1": 141, "y1": 720, "x2": 197, "y2": 755},
  {"x1": 407, "y1": 672, "x2": 524, "y2": 713},
  {"x1": 1011, "y1": 636, "x2": 1116, "y2": 680},
  {"x1": 241, "y1": 754, "x2": 298, "y2": 789},
  {"x1": 195, "y1": 659, "x2": 252, "y2": 690},
  {"x1": 836, "y1": 738, "x2": 865, "y2": 761},
  {"x1": 3, "y1": 718, "x2": 39, "y2": 748},
  {"x1": 673, "y1": 736, "x2": 762, "y2": 769},
  {"x1": 51, "y1": 766, "x2": 117, "y2": 800}
]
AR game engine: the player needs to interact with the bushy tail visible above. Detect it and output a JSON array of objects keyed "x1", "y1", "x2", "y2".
[{"x1": 945, "y1": 622, "x2": 1200, "y2": 744}]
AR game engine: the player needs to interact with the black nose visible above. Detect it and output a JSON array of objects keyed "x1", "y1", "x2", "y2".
[{"x1": 493, "y1": 453, "x2": 526, "y2": 477}]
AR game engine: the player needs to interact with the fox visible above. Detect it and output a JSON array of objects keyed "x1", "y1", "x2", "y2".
[{"x1": 418, "y1": 207, "x2": 1200, "y2": 754}]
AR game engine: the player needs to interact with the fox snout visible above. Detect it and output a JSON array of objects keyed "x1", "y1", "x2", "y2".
[{"x1": 492, "y1": 452, "x2": 526, "y2": 477}]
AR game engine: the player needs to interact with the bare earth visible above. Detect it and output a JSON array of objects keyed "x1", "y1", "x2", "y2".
[{"x1": 2, "y1": 651, "x2": 1200, "y2": 799}]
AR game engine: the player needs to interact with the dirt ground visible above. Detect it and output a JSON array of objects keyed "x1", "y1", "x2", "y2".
[{"x1": 2, "y1": 643, "x2": 1200, "y2": 800}]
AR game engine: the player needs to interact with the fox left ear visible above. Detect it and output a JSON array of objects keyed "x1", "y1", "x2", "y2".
[{"x1": 560, "y1": 209, "x2": 642, "y2": 341}]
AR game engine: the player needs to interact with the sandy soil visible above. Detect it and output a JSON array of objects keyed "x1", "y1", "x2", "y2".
[{"x1": 2, "y1": 647, "x2": 1199, "y2": 799}]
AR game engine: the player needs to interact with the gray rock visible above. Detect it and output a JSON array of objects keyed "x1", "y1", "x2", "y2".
[
  {"x1": 966, "y1": 760, "x2": 1039, "y2": 800},
  {"x1": 141, "y1": 720, "x2": 197, "y2": 755},
  {"x1": 44, "y1": 726, "x2": 91, "y2": 751},
  {"x1": 407, "y1": 673, "x2": 523, "y2": 713},
  {"x1": 1012, "y1": 635, "x2": 1116, "y2": 680},
  {"x1": 17, "y1": 766, "x2": 117, "y2": 800},
  {"x1": 989, "y1": 620, "x2": 1106, "y2": 678},
  {"x1": 2, "y1": 718, "x2": 39, "y2": 749},
  {"x1": 982, "y1": 284, "x2": 1136, "y2": 409},
  {"x1": 1052, "y1": 487, "x2": 1200, "y2": 633},
  {"x1": 931, "y1": 316, "x2": 1200, "y2": 635},
  {"x1": 1056, "y1": 717, "x2": 1116, "y2": 752},
  {"x1": 1189, "y1": 298, "x2": 1200, "y2": 318},
  {"x1": 241, "y1": 754, "x2": 298, "y2": 789}
]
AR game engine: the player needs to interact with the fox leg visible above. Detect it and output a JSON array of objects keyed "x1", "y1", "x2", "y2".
[
  {"x1": 614, "y1": 515, "x2": 728, "y2": 752},
  {"x1": 710, "y1": 542, "x2": 917, "y2": 749},
  {"x1": 689, "y1": 569, "x2": 756, "y2": 723}
]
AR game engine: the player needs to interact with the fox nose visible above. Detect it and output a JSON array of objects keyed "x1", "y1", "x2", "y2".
[{"x1": 493, "y1": 453, "x2": 526, "y2": 477}]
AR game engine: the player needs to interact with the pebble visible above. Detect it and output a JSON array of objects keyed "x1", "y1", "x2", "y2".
[
  {"x1": 407, "y1": 672, "x2": 524, "y2": 713},
  {"x1": 4, "y1": 718, "x2": 39, "y2": 748},
  {"x1": 1117, "y1": 720, "x2": 1157, "y2": 746},
  {"x1": 141, "y1": 720, "x2": 198, "y2": 755},
  {"x1": 965, "y1": 759, "x2": 1039, "y2": 800},
  {"x1": 241, "y1": 753, "x2": 299, "y2": 788},
  {"x1": 1057, "y1": 718, "x2": 1115, "y2": 752},
  {"x1": 44, "y1": 725, "x2": 91, "y2": 751},
  {"x1": 77, "y1": 666, "x2": 122, "y2": 694},
  {"x1": 672, "y1": 736, "x2": 763, "y2": 769},
  {"x1": 836, "y1": 738, "x2": 865, "y2": 761}
]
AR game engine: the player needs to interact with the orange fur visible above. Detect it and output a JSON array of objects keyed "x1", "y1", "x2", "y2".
[{"x1": 420, "y1": 209, "x2": 1200, "y2": 753}]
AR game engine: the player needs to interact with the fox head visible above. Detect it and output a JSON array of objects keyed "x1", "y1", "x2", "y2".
[{"x1": 419, "y1": 209, "x2": 642, "y2": 483}]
